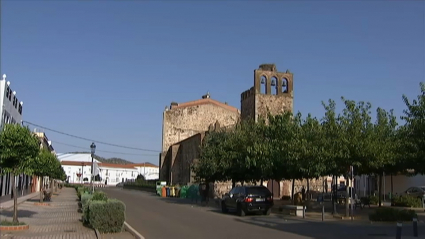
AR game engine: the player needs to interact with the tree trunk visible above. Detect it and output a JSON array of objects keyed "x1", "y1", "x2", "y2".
[
  {"x1": 306, "y1": 178, "x2": 310, "y2": 201},
  {"x1": 291, "y1": 179, "x2": 295, "y2": 204},
  {"x1": 332, "y1": 175, "x2": 337, "y2": 214},
  {"x1": 390, "y1": 174, "x2": 394, "y2": 199},
  {"x1": 39, "y1": 177, "x2": 44, "y2": 203},
  {"x1": 231, "y1": 179, "x2": 235, "y2": 189},
  {"x1": 11, "y1": 173, "x2": 18, "y2": 223},
  {"x1": 345, "y1": 175, "x2": 350, "y2": 217},
  {"x1": 260, "y1": 179, "x2": 263, "y2": 185},
  {"x1": 50, "y1": 179, "x2": 54, "y2": 193},
  {"x1": 378, "y1": 173, "x2": 383, "y2": 207}
]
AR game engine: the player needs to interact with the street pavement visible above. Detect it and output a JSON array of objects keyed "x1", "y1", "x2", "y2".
[{"x1": 102, "y1": 187, "x2": 425, "y2": 239}]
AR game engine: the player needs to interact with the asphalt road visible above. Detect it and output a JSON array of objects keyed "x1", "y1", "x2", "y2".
[{"x1": 102, "y1": 188, "x2": 423, "y2": 239}]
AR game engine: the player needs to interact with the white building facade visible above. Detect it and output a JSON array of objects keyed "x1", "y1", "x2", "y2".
[
  {"x1": 58, "y1": 153, "x2": 141, "y2": 186},
  {"x1": 132, "y1": 163, "x2": 159, "y2": 180},
  {"x1": 0, "y1": 74, "x2": 33, "y2": 200},
  {"x1": 0, "y1": 74, "x2": 23, "y2": 129}
]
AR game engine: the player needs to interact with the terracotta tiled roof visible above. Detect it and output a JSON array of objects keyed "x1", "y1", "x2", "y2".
[
  {"x1": 130, "y1": 163, "x2": 158, "y2": 168},
  {"x1": 171, "y1": 98, "x2": 239, "y2": 113},
  {"x1": 61, "y1": 161, "x2": 137, "y2": 169}
]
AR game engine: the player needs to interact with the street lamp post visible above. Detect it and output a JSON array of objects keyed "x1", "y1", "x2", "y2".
[{"x1": 90, "y1": 142, "x2": 96, "y2": 193}]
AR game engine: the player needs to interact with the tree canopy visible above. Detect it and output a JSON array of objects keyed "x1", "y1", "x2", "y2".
[{"x1": 193, "y1": 83, "x2": 424, "y2": 185}]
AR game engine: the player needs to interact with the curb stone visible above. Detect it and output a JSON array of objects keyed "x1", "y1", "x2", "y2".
[{"x1": 124, "y1": 221, "x2": 145, "y2": 239}]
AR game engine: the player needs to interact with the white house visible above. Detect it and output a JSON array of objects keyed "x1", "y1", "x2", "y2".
[
  {"x1": 132, "y1": 163, "x2": 159, "y2": 180},
  {"x1": 58, "y1": 153, "x2": 141, "y2": 186},
  {"x1": 0, "y1": 74, "x2": 33, "y2": 200}
]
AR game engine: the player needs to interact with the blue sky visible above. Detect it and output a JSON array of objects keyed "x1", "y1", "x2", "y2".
[{"x1": 1, "y1": 1, "x2": 424, "y2": 164}]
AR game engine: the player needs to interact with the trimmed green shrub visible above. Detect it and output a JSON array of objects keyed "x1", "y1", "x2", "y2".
[
  {"x1": 369, "y1": 195, "x2": 379, "y2": 205},
  {"x1": 82, "y1": 199, "x2": 92, "y2": 224},
  {"x1": 77, "y1": 187, "x2": 90, "y2": 200},
  {"x1": 88, "y1": 199, "x2": 126, "y2": 233},
  {"x1": 92, "y1": 191, "x2": 108, "y2": 201},
  {"x1": 81, "y1": 193, "x2": 93, "y2": 206},
  {"x1": 369, "y1": 207, "x2": 417, "y2": 222},
  {"x1": 392, "y1": 195, "x2": 422, "y2": 208},
  {"x1": 360, "y1": 195, "x2": 378, "y2": 206}
]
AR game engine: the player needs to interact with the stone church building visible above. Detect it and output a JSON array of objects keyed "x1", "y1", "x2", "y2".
[{"x1": 159, "y1": 64, "x2": 303, "y2": 198}]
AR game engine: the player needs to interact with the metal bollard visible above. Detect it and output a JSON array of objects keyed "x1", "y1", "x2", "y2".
[
  {"x1": 321, "y1": 204, "x2": 324, "y2": 221},
  {"x1": 302, "y1": 206, "x2": 305, "y2": 219},
  {"x1": 413, "y1": 218, "x2": 418, "y2": 237},
  {"x1": 396, "y1": 222, "x2": 402, "y2": 239}
]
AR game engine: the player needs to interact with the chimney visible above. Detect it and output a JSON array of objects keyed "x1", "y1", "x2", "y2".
[{"x1": 202, "y1": 92, "x2": 210, "y2": 99}]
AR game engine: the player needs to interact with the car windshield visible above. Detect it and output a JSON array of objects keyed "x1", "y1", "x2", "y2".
[
  {"x1": 420, "y1": 187, "x2": 425, "y2": 191},
  {"x1": 246, "y1": 187, "x2": 271, "y2": 195}
]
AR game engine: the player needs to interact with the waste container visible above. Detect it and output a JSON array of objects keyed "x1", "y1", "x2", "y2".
[
  {"x1": 180, "y1": 186, "x2": 188, "y2": 198},
  {"x1": 161, "y1": 186, "x2": 167, "y2": 198},
  {"x1": 166, "y1": 187, "x2": 170, "y2": 197},
  {"x1": 156, "y1": 181, "x2": 166, "y2": 196},
  {"x1": 170, "y1": 187, "x2": 175, "y2": 197}
]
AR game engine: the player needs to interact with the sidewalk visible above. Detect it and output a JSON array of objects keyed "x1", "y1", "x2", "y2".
[{"x1": 0, "y1": 187, "x2": 97, "y2": 239}]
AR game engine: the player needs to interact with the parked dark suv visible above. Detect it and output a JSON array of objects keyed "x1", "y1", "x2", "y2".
[{"x1": 221, "y1": 186, "x2": 273, "y2": 217}]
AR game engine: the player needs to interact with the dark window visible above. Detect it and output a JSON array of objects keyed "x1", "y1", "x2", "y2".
[
  {"x1": 18, "y1": 104, "x2": 22, "y2": 115},
  {"x1": 246, "y1": 186, "x2": 271, "y2": 195},
  {"x1": 5, "y1": 87, "x2": 9, "y2": 98}
]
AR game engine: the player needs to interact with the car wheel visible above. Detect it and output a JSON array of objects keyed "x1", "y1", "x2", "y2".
[
  {"x1": 263, "y1": 208, "x2": 271, "y2": 216},
  {"x1": 221, "y1": 201, "x2": 228, "y2": 213},
  {"x1": 237, "y1": 203, "x2": 245, "y2": 217}
]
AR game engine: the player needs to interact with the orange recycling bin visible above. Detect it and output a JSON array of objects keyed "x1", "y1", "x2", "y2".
[{"x1": 161, "y1": 186, "x2": 167, "y2": 197}]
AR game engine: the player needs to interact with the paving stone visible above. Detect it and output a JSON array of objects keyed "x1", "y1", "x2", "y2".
[{"x1": 0, "y1": 188, "x2": 97, "y2": 239}]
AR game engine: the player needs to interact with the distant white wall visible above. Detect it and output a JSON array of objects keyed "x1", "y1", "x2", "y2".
[
  {"x1": 134, "y1": 166, "x2": 159, "y2": 180},
  {"x1": 62, "y1": 164, "x2": 138, "y2": 186}
]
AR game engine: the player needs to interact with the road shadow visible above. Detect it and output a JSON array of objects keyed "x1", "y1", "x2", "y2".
[
  {"x1": 232, "y1": 215, "x2": 422, "y2": 239},
  {"x1": 158, "y1": 196, "x2": 222, "y2": 209},
  {"x1": 0, "y1": 209, "x2": 38, "y2": 218}
]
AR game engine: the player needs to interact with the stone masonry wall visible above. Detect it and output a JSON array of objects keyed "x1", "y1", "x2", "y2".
[
  {"x1": 255, "y1": 93, "x2": 293, "y2": 120},
  {"x1": 162, "y1": 104, "x2": 240, "y2": 153},
  {"x1": 171, "y1": 133, "x2": 204, "y2": 185}
]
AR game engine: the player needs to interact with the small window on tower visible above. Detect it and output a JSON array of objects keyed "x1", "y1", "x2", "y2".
[
  {"x1": 260, "y1": 76, "x2": 267, "y2": 94},
  {"x1": 271, "y1": 77, "x2": 278, "y2": 95}
]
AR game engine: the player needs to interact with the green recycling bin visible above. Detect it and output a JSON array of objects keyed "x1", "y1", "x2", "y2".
[{"x1": 180, "y1": 185, "x2": 188, "y2": 198}]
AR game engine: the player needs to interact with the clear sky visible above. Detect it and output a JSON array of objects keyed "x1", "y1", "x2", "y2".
[{"x1": 1, "y1": 1, "x2": 424, "y2": 164}]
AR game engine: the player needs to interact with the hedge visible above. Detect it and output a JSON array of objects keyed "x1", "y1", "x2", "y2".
[
  {"x1": 81, "y1": 193, "x2": 94, "y2": 224},
  {"x1": 392, "y1": 195, "x2": 422, "y2": 208},
  {"x1": 369, "y1": 207, "x2": 417, "y2": 222},
  {"x1": 92, "y1": 191, "x2": 108, "y2": 201},
  {"x1": 77, "y1": 187, "x2": 90, "y2": 200},
  {"x1": 88, "y1": 199, "x2": 126, "y2": 233}
]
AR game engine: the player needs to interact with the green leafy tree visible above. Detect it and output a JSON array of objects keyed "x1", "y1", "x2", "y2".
[
  {"x1": 340, "y1": 98, "x2": 376, "y2": 215},
  {"x1": 245, "y1": 118, "x2": 273, "y2": 184},
  {"x1": 400, "y1": 82, "x2": 425, "y2": 175},
  {"x1": 267, "y1": 111, "x2": 303, "y2": 199},
  {"x1": 296, "y1": 114, "x2": 327, "y2": 192},
  {"x1": 367, "y1": 108, "x2": 399, "y2": 206},
  {"x1": 321, "y1": 98, "x2": 375, "y2": 216},
  {"x1": 193, "y1": 130, "x2": 232, "y2": 183},
  {"x1": 31, "y1": 149, "x2": 59, "y2": 202},
  {"x1": 0, "y1": 124, "x2": 40, "y2": 223}
]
